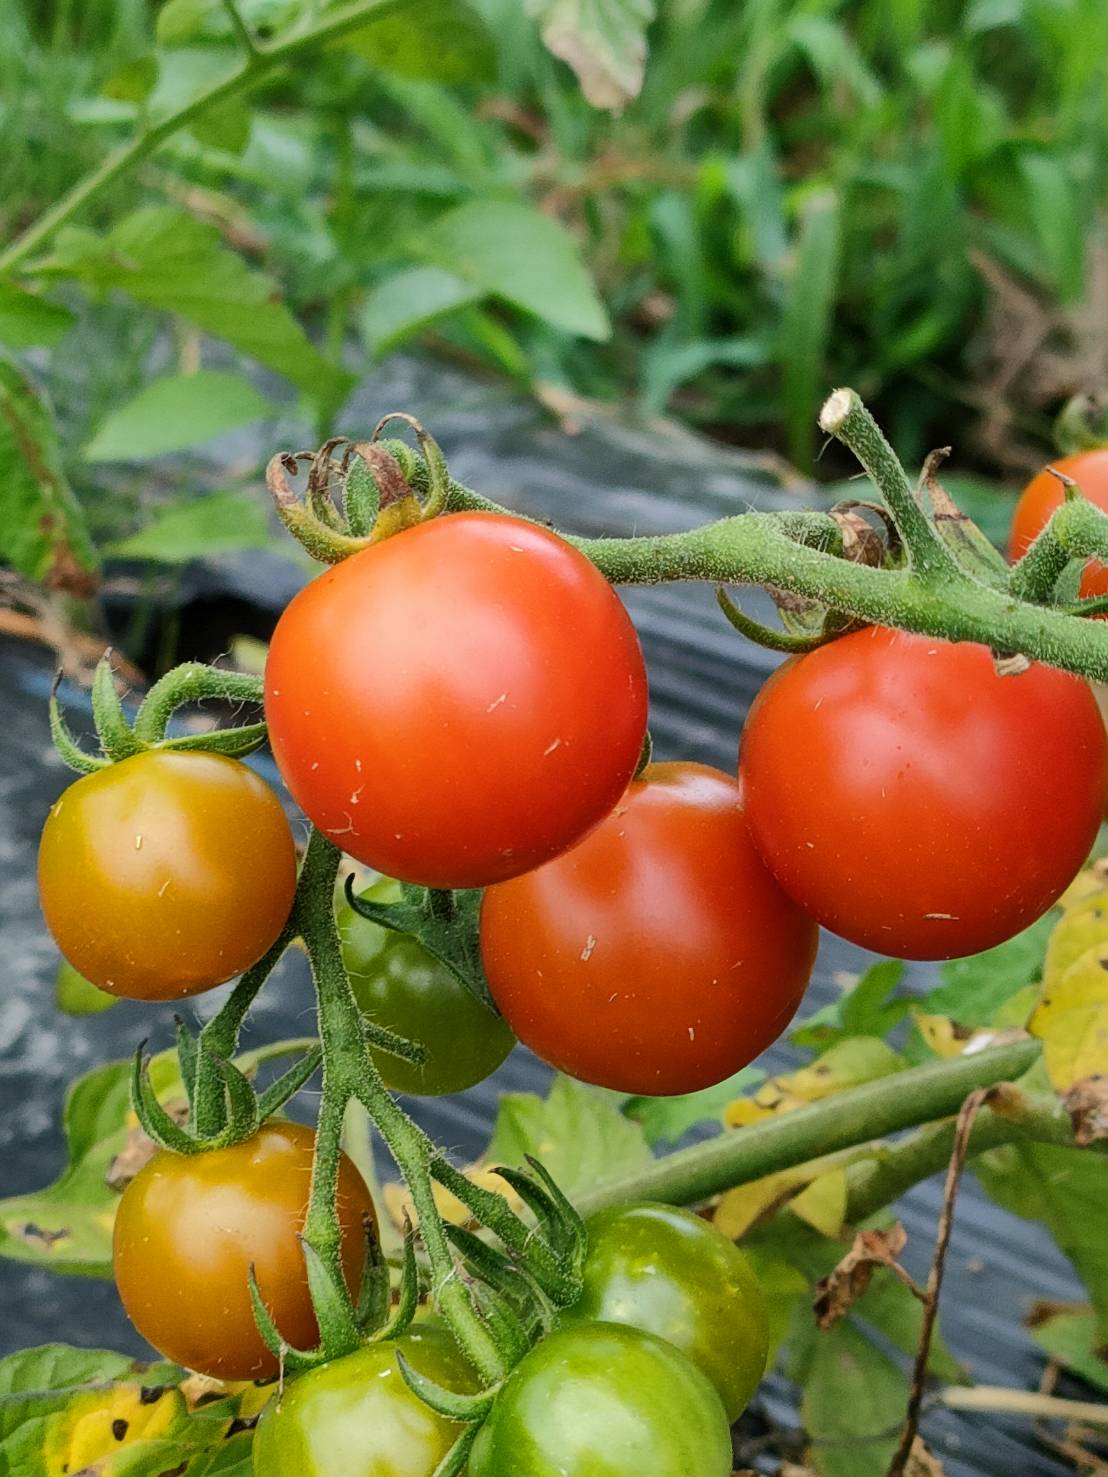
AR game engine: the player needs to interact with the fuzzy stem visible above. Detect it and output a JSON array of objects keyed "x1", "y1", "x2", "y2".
[
  {"x1": 295, "y1": 830, "x2": 506, "y2": 1382},
  {"x1": 437, "y1": 485, "x2": 1108, "y2": 679},
  {"x1": 818, "y1": 388, "x2": 959, "y2": 580}
]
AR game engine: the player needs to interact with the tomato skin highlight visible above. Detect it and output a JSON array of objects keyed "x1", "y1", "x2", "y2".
[
  {"x1": 468, "y1": 1323, "x2": 733, "y2": 1477},
  {"x1": 264, "y1": 513, "x2": 648, "y2": 889},
  {"x1": 251, "y1": 1328, "x2": 478, "y2": 1477},
  {"x1": 339, "y1": 882, "x2": 514, "y2": 1095},
  {"x1": 1009, "y1": 449, "x2": 1108, "y2": 602},
  {"x1": 112, "y1": 1122, "x2": 374, "y2": 1380},
  {"x1": 740, "y1": 626, "x2": 1107, "y2": 960},
  {"x1": 480, "y1": 762, "x2": 818, "y2": 1095},
  {"x1": 565, "y1": 1201, "x2": 768, "y2": 1421},
  {"x1": 38, "y1": 750, "x2": 297, "y2": 1000}
]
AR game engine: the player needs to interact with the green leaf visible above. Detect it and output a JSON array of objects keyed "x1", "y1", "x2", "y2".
[
  {"x1": 106, "y1": 490, "x2": 275, "y2": 563},
  {"x1": 361, "y1": 265, "x2": 483, "y2": 356},
  {"x1": 156, "y1": 0, "x2": 216, "y2": 46},
  {"x1": 341, "y1": 0, "x2": 497, "y2": 83},
  {"x1": 0, "y1": 282, "x2": 76, "y2": 349},
  {"x1": 55, "y1": 961, "x2": 119, "y2": 1017},
  {"x1": 1030, "y1": 1305, "x2": 1108, "y2": 1394},
  {"x1": 418, "y1": 200, "x2": 610, "y2": 341},
  {"x1": 189, "y1": 99, "x2": 252, "y2": 155},
  {"x1": 791, "y1": 961, "x2": 909, "y2": 1053},
  {"x1": 103, "y1": 55, "x2": 160, "y2": 104},
  {"x1": 623, "y1": 1066, "x2": 764, "y2": 1148},
  {"x1": 801, "y1": 1319, "x2": 905, "y2": 1477},
  {"x1": 975, "y1": 1141, "x2": 1108, "y2": 1340},
  {"x1": 780, "y1": 188, "x2": 842, "y2": 472},
  {"x1": 0, "y1": 354, "x2": 97, "y2": 593},
  {"x1": 486, "y1": 1075, "x2": 652, "y2": 1202},
  {"x1": 85, "y1": 371, "x2": 271, "y2": 462},
  {"x1": 524, "y1": 0, "x2": 655, "y2": 110},
  {"x1": 921, "y1": 911, "x2": 1054, "y2": 1027},
  {"x1": 853, "y1": 1273, "x2": 964, "y2": 1384},
  {"x1": 36, "y1": 208, "x2": 351, "y2": 404},
  {"x1": 1020, "y1": 150, "x2": 1084, "y2": 304},
  {"x1": 0, "y1": 1055, "x2": 181, "y2": 1277},
  {"x1": 788, "y1": 15, "x2": 882, "y2": 108}
]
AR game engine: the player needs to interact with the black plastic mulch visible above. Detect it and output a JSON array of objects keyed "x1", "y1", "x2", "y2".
[{"x1": 0, "y1": 355, "x2": 1099, "y2": 1475}]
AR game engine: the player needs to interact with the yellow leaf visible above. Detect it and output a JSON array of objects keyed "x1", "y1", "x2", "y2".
[
  {"x1": 791, "y1": 1168, "x2": 848, "y2": 1238},
  {"x1": 1057, "y1": 860, "x2": 1108, "y2": 912},
  {"x1": 43, "y1": 1382, "x2": 185, "y2": 1474},
  {"x1": 912, "y1": 1011, "x2": 973, "y2": 1058},
  {"x1": 1031, "y1": 940, "x2": 1108, "y2": 1090},
  {"x1": 723, "y1": 1038, "x2": 902, "y2": 1128},
  {"x1": 1044, "y1": 891, "x2": 1108, "y2": 983},
  {"x1": 714, "y1": 1171, "x2": 800, "y2": 1239}
]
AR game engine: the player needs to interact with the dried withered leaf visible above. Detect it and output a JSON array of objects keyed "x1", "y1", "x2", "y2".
[
  {"x1": 813, "y1": 1222, "x2": 913, "y2": 1330},
  {"x1": 905, "y1": 1435, "x2": 948, "y2": 1476},
  {"x1": 1064, "y1": 1075, "x2": 1108, "y2": 1146}
]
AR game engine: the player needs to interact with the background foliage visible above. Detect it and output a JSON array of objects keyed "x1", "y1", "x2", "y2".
[{"x1": 3, "y1": 0, "x2": 1108, "y2": 617}]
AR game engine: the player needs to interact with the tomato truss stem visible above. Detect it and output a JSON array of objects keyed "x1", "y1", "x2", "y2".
[{"x1": 425, "y1": 389, "x2": 1108, "y2": 681}]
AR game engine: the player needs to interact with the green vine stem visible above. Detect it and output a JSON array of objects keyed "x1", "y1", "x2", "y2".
[
  {"x1": 0, "y1": 0, "x2": 413, "y2": 275},
  {"x1": 420, "y1": 391, "x2": 1108, "y2": 681},
  {"x1": 293, "y1": 829, "x2": 507, "y2": 1384},
  {"x1": 574, "y1": 1041, "x2": 1040, "y2": 1215}
]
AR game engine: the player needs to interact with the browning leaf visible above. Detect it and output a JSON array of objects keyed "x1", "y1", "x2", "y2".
[
  {"x1": 905, "y1": 1436, "x2": 948, "y2": 1476},
  {"x1": 813, "y1": 1223, "x2": 915, "y2": 1330},
  {"x1": 1064, "y1": 1076, "x2": 1108, "y2": 1147}
]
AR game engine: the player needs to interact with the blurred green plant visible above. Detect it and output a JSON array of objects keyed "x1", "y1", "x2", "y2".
[{"x1": 1, "y1": 0, "x2": 1107, "y2": 614}]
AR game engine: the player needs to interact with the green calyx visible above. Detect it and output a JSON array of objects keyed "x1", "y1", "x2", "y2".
[{"x1": 50, "y1": 657, "x2": 267, "y2": 774}]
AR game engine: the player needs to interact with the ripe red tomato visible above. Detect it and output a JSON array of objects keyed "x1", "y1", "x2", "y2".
[
  {"x1": 113, "y1": 1122, "x2": 374, "y2": 1380},
  {"x1": 38, "y1": 751, "x2": 297, "y2": 1000},
  {"x1": 479, "y1": 762, "x2": 818, "y2": 1094},
  {"x1": 264, "y1": 513, "x2": 648, "y2": 889},
  {"x1": 740, "y1": 626, "x2": 1107, "y2": 960},
  {"x1": 1008, "y1": 449, "x2": 1108, "y2": 601}
]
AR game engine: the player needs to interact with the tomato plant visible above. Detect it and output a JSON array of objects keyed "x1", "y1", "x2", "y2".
[
  {"x1": 740, "y1": 625, "x2": 1107, "y2": 959},
  {"x1": 467, "y1": 1323, "x2": 733, "y2": 1477},
  {"x1": 112, "y1": 1122, "x2": 374, "y2": 1380},
  {"x1": 251, "y1": 1327, "x2": 477, "y2": 1476},
  {"x1": 1009, "y1": 449, "x2": 1108, "y2": 601},
  {"x1": 480, "y1": 761, "x2": 818, "y2": 1094},
  {"x1": 264, "y1": 512, "x2": 648, "y2": 889},
  {"x1": 37, "y1": 751, "x2": 297, "y2": 1000},
  {"x1": 565, "y1": 1201, "x2": 768, "y2": 1420},
  {"x1": 339, "y1": 881, "x2": 514, "y2": 1095}
]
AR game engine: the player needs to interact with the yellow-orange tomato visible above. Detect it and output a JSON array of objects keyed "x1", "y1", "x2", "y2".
[
  {"x1": 113, "y1": 1122, "x2": 374, "y2": 1380},
  {"x1": 38, "y1": 751, "x2": 297, "y2": 1000}
]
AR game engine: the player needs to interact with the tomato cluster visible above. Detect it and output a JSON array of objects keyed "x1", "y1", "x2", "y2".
[
  {"x1": 35, "y1": 477, "x2": 1108, "y2": 1476},
  {"x1": 255, "y1": 1202, "x2": 765, "y2": 1475}
]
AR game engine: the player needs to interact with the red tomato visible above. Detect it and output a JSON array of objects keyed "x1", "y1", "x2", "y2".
[
  {"x1": 479, "y1": 762, "x2": 818, "y2": 1095},
  {"x1": 739, "y1": 627, "x2": 1107, "y2": 960},
  {"x1": 265, "y1": 514, "x2": 648, "y2": 889},
  {"x1": 1008, "y1": 449, "x2": 1108, "y2": 601}
]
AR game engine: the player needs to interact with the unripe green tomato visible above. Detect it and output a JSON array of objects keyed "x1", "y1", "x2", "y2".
[
  {"x1": 338, "y1": 882, "x2": 514, "y2": 1095},
  {"x1": 468, "y1": 1323, "x2": 733, "y2": 1477},
  {"x1": 564, "y1": 1201, "x2": 768, "y2": 1421},
  {"x1": 251, "y1": 1327, "x2": 477, "y2": 1477}
]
